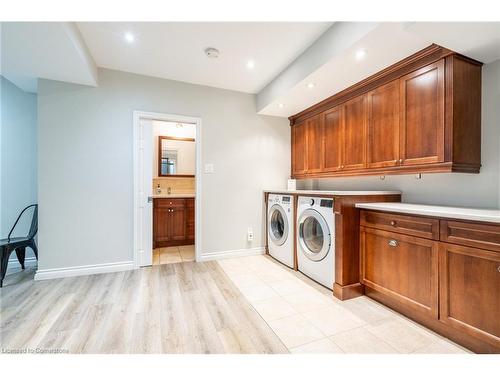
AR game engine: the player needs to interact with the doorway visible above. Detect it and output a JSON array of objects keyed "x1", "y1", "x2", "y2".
[{"x1": 133, "y1": 111, "x2": 202, "y2": 268}]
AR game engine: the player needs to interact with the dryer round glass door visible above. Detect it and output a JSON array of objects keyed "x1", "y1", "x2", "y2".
[
  {"x1": 298, "y1": 209, "x2": 331, "y2": 261},
  {"x1": 269, "y1": 205, "x2": 289, "y2": 246}
]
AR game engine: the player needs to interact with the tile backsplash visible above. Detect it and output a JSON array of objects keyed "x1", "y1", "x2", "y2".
[{"x1": 153, "y1": 177, "x2": 195, "y2": 194}]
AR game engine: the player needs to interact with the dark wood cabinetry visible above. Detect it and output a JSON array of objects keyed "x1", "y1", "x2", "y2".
[
  {"x1": 305, "y1": 115, "x2": 323, "y2": 173},
  {"x1": 361, "y1": 227, "x2": 438, "y2": 318},
  {"x1": 342, "y1": 95, "x2": 367, "y2": 170},
  {"x1": 399, "y1": 60, "x2": 445, "y2": 166},
  {"x1": 360, "y1": 209, "x2": 500, "y2": 353},
  {"x1": 322, "y1": 106, "x2": 343, "y2": 172},
  {"x1": 367, "y1": 80, "x2": 400, "y2": 168},
  {"x1": 290, "y1": 45, "x2": 482, "y2": 179},
  {"x1": 439, "y1": 243, "x2": 500, "y2": 349},
  {"x1": 153, "y1": 198, "x2": 195, "y2": 248},
  {"x1": 291, "y1": 121, "x2": 307, "y2": 176}
]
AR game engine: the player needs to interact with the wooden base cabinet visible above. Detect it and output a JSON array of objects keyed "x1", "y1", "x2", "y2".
[
  {"x1": 361, "y1": 227, "x2": 438, "y2": 318},
  {"x1": 360, "y1": 209, "x2": 500, "y2": 353},
  {"x1": 290, "y1": 44, "x2": 482, "y2": 179},
  {"x1": 439, "y1": 243, "x2": 500, "y2": 349},
  {"x1": 153, "y1": 198, "x2": 195, "y2": 248}
]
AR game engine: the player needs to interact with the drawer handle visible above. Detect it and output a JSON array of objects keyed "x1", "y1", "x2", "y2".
[
  {"x1": 390, "y1": 220, "x2": 397, "y2": 226},
  {"x1": 388, "y1": 239, "x2": 398, "y2": 247}
]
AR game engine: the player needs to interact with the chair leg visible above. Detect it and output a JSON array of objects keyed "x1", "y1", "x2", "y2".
[
  {"x1": 30, "y1": 241, "x2": 38, "y2": 260},
  {"x1": 15, "y1": 247, "x2": 26, "y2": 270},
  {"x1": 1, "y1": 247, "x2": 11, "y2": 288}
]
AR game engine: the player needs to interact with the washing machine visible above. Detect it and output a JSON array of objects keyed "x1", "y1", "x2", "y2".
[
  {"x1": 267, "y1": 194, "x2": 294, "y2": 268},
  {"x1": 296, "y1": 196, "x2": 335, "y2": 289}
]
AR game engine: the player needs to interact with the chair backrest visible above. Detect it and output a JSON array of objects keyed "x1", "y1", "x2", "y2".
[{"x1": 8, "y1": 204, "x2": 38, "y2": 241}]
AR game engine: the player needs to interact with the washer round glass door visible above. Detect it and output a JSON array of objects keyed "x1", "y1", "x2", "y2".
[
  {"x1": 298, "y1": 209, "x2": 331, "y2": 261},
  {"x1": 268, "y1": 205, "x2": 289, "y2": 246}
]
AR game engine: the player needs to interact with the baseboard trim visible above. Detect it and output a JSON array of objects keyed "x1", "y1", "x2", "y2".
[
  {"x1": 34, "y1": 261, "x2": 134, "y2": 281},
  {"x1": 7, "y1": 257, "x2": 38, "y2": 274},
  {"x1": 198, "y1": 247, "x2": 265, "y2": 262}
]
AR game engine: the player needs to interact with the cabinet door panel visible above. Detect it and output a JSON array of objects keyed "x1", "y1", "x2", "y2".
[
  {"x1": 343, "y1": 95, "x2": 367, "y2": 170},
  {"x1": 169, "y1": 207, "x2": 186, "y2": 241},
  {"x1": 186, "y1": 198, "x2": 195, "y2": 241},
  {"x1": 361, "y1": 227, "x2": 438, "y2": 317},
  {"x1": 306, "y1": 115, "x2": 323, "y2": 173},
  {"x1": 400, "y1": 60, "x2": 445, "y2": 165},
  {"x1": 439, "y1": 243, "x2": 500, "y2": 348},
  {"x1": 154, "y1": 207, "x2": 170, "y2": 244},
  {"x1": 367, "y1": 80, "x2": 400, "y2": 168},
  {"x1": 323, "y1": 106, "x2": 343, "y2": 172},
  {"x1": 291, "y1": 122, "x2": 307, "y2": 176}
]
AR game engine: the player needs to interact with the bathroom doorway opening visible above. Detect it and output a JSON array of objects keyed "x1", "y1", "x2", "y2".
[{"x1": 133, "y1": 111, "x2": 202, "y2": 268}]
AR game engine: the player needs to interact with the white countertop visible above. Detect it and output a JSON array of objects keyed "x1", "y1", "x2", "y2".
[
  {"x1": 355, "y1": 202, "x2": 500, "y2": 224},
  {"x1": 152, "y1": 193, "x2": 195, "y2": 198},
  {"x1": 264, "y1": 189, "x2": 401, "y2": 196}
]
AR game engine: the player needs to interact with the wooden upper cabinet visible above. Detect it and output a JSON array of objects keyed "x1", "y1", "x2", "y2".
[
  {"x1": 342, "y1": 95, "x2": 367, "y2": 170},
  {"x1": 367, "y1": 80, "x2": 400, "y2": 168},
  {"x1": 289, "y1": 45, "x2": 482, "y2": 179},
  {"x1": 305, "y1": 115, "x2": 323, "y2": 173},
  {"x1": 399, "y1": 60, "x2": 445, "y2": 166},
  {"x1": 291, "y1": 121, "x2": 307, "y2": 176},
  {"x1": 322, "y1": 106, "x2": 343, "y2": 172}
]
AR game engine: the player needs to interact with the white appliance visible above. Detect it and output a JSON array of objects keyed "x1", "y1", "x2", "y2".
[
  {"x1": 267, "y1": 194, "x2": 294, "y2": 268},
  {"x1": 296, "y1": 196, "x2": 335, "y2": 289}
]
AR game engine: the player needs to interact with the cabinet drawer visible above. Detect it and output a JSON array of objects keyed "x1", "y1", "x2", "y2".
[
  {"x1": 440, "y1": 220, "x2": 500, "y2": 253},
  {"x1": 360, "y1": 227, "x2": 439, "y2": 318},
  {"x1": 154, "y1": 198, "x2": 186, "y2": 208},
  {"x1": 360, "y1": 210, "x2": 439, "y2": 240}
]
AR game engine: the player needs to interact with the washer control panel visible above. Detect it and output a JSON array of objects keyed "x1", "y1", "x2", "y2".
[{"x1": 269, "y1": 194, "x2": 292, "y2": 206}]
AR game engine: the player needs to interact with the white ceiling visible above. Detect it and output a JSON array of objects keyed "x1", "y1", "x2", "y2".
[
  {"x1": 1, "y1": 22, "x2": 98, "y2": 93},
  {"x1": 77, "y1": 22, "x2": 331, "y2": 94},
  {"x1": 259, "y1": 22, "x2": 500, "y2": 117}
]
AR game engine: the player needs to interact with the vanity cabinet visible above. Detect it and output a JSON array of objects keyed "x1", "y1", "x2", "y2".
[
  {"x1": 153, "y1": 198, "x2": 195, "y2": 248},
  {"x1": 359, "y1": 209, "x2": 500, "y2": 353},
  {"x1": 290, "y1": 44, "x2": 482, "y2": 179}
]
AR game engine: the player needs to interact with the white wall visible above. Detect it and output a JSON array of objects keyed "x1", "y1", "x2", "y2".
[
  {"x1": 0, "y1": 76, "x2": 38, "y2": 262},
  {"x1": 37, "y1": 68, "x2": 290, "y2": 271},
  {"x1": 315, "y1": 59, "x2": 500, "y2": 209}
]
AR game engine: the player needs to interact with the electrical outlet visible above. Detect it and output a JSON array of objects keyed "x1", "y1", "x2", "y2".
[
  {"x1": 247, "y1": 227, "x2": 254, "y2": 242},
  {"x1": 204, "y1": 163, "x2": 214, "y2": 174}
]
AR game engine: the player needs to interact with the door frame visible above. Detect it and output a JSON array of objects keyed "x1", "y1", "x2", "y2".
[{"x1": 133, "y1": 110, "x2": 202, "y2": 268}]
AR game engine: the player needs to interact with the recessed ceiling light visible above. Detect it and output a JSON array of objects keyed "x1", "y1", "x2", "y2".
[
  {"x1": 205, "y1": 47, "x2": 220, "y2": 58},
  {"x1": 307, "y1": 82, "x2": 316, "y2": 89},
  {"x1": 124, "y1": 32, "x2": 135, "y2": 44},
  {"x1": 278, "y1": 103, "x2": 285, "y2": 108},
  {"x1": 246, "y1": 60, "x2": 255, "y2": 69},
  {"x1": 355, "y1": 49, "x2": 367, "y2": 61}
]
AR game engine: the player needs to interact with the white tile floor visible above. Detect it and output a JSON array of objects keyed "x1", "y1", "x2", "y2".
[
  {"x1": 217, "y1": 254, "x2": 471, "y2": 354},
  {"x1": 153, "y1": 245, "x2": 195, "y2": 265}
]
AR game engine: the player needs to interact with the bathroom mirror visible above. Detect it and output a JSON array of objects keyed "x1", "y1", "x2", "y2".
[{"x1": 158, "y1": 136, "x2": 195, "y2": 177}]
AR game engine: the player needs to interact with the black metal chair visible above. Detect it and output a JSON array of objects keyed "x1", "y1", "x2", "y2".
[{"x1": 0, "y1": 204, "x2": 38, "y2": 287}]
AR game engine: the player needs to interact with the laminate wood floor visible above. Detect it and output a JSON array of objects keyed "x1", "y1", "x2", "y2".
[{"x1": 0, "y1": 261, "x2": 288, "y2": 354}]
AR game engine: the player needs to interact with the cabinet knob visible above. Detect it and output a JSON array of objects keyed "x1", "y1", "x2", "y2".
[
  {"x1": 390, "y1": 220, "x2": 397, "y2": 226},
  {"x1": 388, "y1": 239, "x2": 398, "y2": 247},
  {"x1": 497, "y1": 265, "x2": 500, "y2": 273},
  {"x1": 169, "y1": 202, "x2": 172, "y2": 205},
  {"x1": 341, "y1": 165, "x2": 345, "y2": 169},
  {"x1": 399, "y1": 159, "x2": 403, "y2": 164}
]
